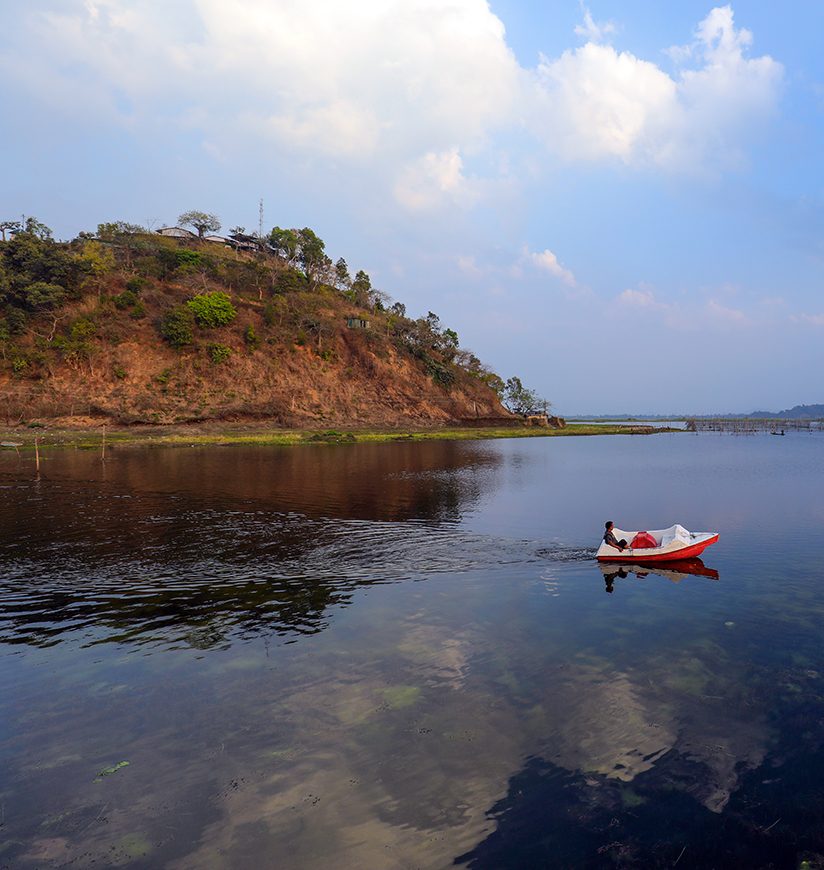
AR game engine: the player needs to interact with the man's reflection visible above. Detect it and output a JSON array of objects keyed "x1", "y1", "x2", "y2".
[{"x1": 603, "y1": 566, "x2": 628, "y2": 593}]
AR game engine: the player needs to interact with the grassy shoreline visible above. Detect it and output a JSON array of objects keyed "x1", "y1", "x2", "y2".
[{"x1": 0, "y1": 423, "x2": 681, "y2": 451}]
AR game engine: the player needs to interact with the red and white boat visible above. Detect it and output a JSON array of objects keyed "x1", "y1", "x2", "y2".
[{"x1": 596, "y1": 524, "x2": 719, "y2": 563}]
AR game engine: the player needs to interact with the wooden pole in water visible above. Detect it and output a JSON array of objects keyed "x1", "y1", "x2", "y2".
[
  {"x1": 35, "y1": 436, "x2": 40, "y2": 472},
  {"x1": 101, "y1": 426, "x2": 106, "y2": 462}
]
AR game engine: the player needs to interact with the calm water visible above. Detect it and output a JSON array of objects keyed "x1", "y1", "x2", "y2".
[{"x1": 1, "y1": 432, "x2": 824, "y2": 868}]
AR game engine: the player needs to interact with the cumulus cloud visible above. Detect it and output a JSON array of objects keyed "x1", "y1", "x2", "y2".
[
  {"x1": 394, "y1": 147, "x2": 479, "y2": 211},
  {"x1": 706, "y1": 299, "x2": 748, "y2": 323},
  {"x1": 617, "y1": 286, "x2": 750, "y2": 329},
  {"x1": 1, "y1": 1, "x2": 785, "y2": 202},
  {"x1": 618, "y1": 287, "x2": 661, "y2": 308},
  {"x1": 574, "y1": 6, "x2": 616, "y2": 44},
  {"x1": 12, "y1": 0, "x2": 520, "y2": 161},
  {"x1": 533, "y1": 4, "x2": 783, "y2": 169},
  {"x1": 528, "y1": 249, "x2": 577, "y2": 287}
]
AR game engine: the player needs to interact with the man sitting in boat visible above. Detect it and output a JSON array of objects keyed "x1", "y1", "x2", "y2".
[{"x1": 603, "y1": 521, "x2": 628, "y2": 552}]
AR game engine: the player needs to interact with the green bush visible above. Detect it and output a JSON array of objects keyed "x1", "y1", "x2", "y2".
[
  {"x1": 113, "y1": 289, "x2": 138, "y2": 309},
  {"x1": 244, "y1": 324, "x2": 259, "y2": 350},
  {"x1": 186, "y1": 291, "x2": 237, "y2": 328},
  {"x1": 129, "y1": 301, "x2": 146, "y2": 319},
  {"x1": 12, "y1": 355, "x2": 28, "y2": 372},
  {"x1": 113, "y1": 365, "x2": 127, "y2": 380},
  {"x1": 274, "y1": 269, "x2": 308, "y2": 294},
  {"x1": 160, "y1": 305, "x2": 195, "y2": 348},
  {"x1": 125, "y1": 276, "x2": 147, "y2": 294},
  {"x1": 5, "y1": 308, "x2": 26, "y2": 334},
  {"x1": 23, "y1": 281, "x2": 65, "y2": 309},
  {"x1": 207, "y1": 343, "x2": 232, "y2": 364},
  {"x1": 70, "y1": 318, "x2": 96, "y2": 341}
]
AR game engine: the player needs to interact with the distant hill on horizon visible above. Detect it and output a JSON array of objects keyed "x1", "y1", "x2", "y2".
[
  {"x1": 567, "y1": 404, "x2": 824, "y2": 420},
  {"x1": 747, "y1": 404, "x2": 824, "y2": 419}
]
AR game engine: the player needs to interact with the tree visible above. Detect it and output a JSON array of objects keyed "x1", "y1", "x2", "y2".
[
  {"x1": 296, "y1": 227, "x2": 326, "y2": 285},
  {"x1": 95, "y1": 221, "x2": 145, "y2": 268},
  {"x1": 334, "y1": 257, "x2": 350, "y2": 289},
  {"x1": 22, "y1": 218, "x2": 53, "y2": 241},
  {"x1": 268, "y1": 227, "x2": 299, "y2": 264},
  {"x1": 0, "y1": 220, "x2": 21, "y2": 242},
  {"x1": 390, "y1": 301, "x2": 406, "y2": 318},
  {"x1": 96, "y1": 221, "x2": 144, "y2": 239},
  {"x1": 351, "y1": 270, "x2": 372, "y2": 306},
  {"x1": 178, "y1": 210, "x2": 221, "y2": 238},
  {"x1": 23, "y1": 281, "x2": 66, "y2": 309},
  {"x1": 503, "y1": 376, "x2": 546, "y2": 416}
]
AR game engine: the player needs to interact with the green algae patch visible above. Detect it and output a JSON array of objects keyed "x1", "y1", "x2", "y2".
[
  {"x1": 112, "y1": 833, "x2": 152, "y2": 864},
  {"x1": 381, "y1": 685, "x2": 421, "y2": 709},
  {"x1": 95, "y1": 760, "x2": 129, "y2": 780},
  {"x1": 620, "y1": 787, "x2": 648, "y2": 808}
]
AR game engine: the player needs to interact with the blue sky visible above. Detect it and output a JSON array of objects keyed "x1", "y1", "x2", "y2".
[{"x1": 2, "y1": 1, "x2": 823, "y2": 414}]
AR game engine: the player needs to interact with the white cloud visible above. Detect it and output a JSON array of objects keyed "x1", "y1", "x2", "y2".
[
  {"x1": 617, "y1": 287, "x2": 750, "y2": 329},
  {"x1": 574, "y1": 6, "x2": 616, "y2": 44},
  {"x1": 2, "y1": 1, "x2": 784, "y2": 201},
  {"x1": 706, "y1": 299, "x2": 748, "y2": 324},
  {"x1": 394, "y1": 147, "x2": 478, "y2": 211},
  {"x1": 456, "y1": 255, "x2": 484, "y2": 277},
  {"x1": 15, "y1": 0, "x2": 521, "y2": 161},
  {"x1": 794, "y1": 313, "x2": 824, "y2": 327},
  {"x1": 534, "y1": 4, "x2": 783, "y2": 169},
  {"x1": 618, "y1": 287, "x2": 661, "y2": 308},
  {"x1": 535, "y1": 43, "x2": 676, "y2": 163},
  {"x1": 528, "y1": 249, "x2": 577, "y2": 287}
]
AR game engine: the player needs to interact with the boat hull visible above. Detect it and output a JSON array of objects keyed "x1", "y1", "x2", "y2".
[{"x1": 596, "y1": 527, "x2": 719, "y2": 563}]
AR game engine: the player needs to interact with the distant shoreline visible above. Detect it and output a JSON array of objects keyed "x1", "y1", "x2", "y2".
[{"x1": 0, "y1": 423, "x2": 682, "y2": 452}]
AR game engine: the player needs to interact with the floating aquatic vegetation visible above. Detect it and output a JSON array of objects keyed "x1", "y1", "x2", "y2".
[
  {"x1": 381, "y1": 685, "x2": 421, "y2": 709},
  {"x1": 95, "y1": 760, "x2": 129, "y2": 780}
]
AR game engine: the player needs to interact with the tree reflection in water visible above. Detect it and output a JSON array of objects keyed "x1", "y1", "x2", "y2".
[{"x1": 0, "y1": 443, "x2": 505, "y2": 649}]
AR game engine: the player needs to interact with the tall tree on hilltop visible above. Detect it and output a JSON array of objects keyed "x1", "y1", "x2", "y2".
[
  {"x1": 296, "y1": 227, "x2": 326, "y2": 287},
  {"x1": 0, "y1": 220, "x2": 21, "y2": 242},
  {"x1": 351, "y1": 270, "x2": 372, "y2": 307},
  {"x1": 268, "y1": 227, "x2": 299, "y2": 264},
  {"x1": 178, "y1": 210, "x2": 221, "y2": 238},
  {"x1": 334, "y1": 257, "x2": 350, "y2": 289}
]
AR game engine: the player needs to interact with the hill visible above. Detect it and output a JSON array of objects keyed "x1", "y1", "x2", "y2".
[
  {"x1": 0, "y1": 219, "x2": 512, "y2": 427},
  {"x1": 747, "y1": 404, "x2": 824, "y2": 419}
]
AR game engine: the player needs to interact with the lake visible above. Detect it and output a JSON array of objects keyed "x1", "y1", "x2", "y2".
[{"x1": 2, "y1": 431, "x2": 824, "y2": 868}]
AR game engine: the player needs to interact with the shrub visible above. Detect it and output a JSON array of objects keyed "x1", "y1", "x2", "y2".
[
  {"x1": 12, "y1": 355, "x2": 28, "y2": 373},
  {"x1": 23, "y1": 281, "x2": 65, "y2": 309},
  {"x1": 5, "y1": 308, "x2": 26, "y2": 334},
  {"x1": 186, "y1": 291, "x2": 237, "y2": 328},
  {"x1": 70, "y1": 318, "x2": 96, "y2": 341},
  {"x1": 113, "y1": 365, "x2": 127, "y2": 380},
  {"x1": 274, "y1": 269, "x2": 308, "y2": 294},
  {"x1": 113, "y1": 289, "x2": 138, "y2": 309},
  {"x1": 208, "y1": 343, "x2": 232, "y2": 364},
  {"x1": 244, "y1": 324, "x2": 259, "y2": 350},
  {"x1": 160, "y1": 305, "x2": 195, "y2": 348},
  {"x1": 125, "y1": 276, "x2": 147, "y2": 294},
  {"x1": 174, "y1": 249, "x2": 203, "y2": 274},
  {"x1": 129, "y1": 301, "x2": 146, "y2": 319}
]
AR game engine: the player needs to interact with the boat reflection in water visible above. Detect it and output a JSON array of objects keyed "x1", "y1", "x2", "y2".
[{"x1": 600, "y1": 558, "x2": 719, "y2": 593}]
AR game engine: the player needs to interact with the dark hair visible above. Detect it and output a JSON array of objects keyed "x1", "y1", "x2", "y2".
[{"x1": 605, "y1": 521, "x2": 613, "y2": 529}]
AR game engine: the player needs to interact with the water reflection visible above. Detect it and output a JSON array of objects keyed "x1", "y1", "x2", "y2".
[
  {"x1": 3, "y1": 435, "x2": 824, "y2": 868},
  {"x1": 600, "y1": 558, "x2": 719, "y2": 593}
]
